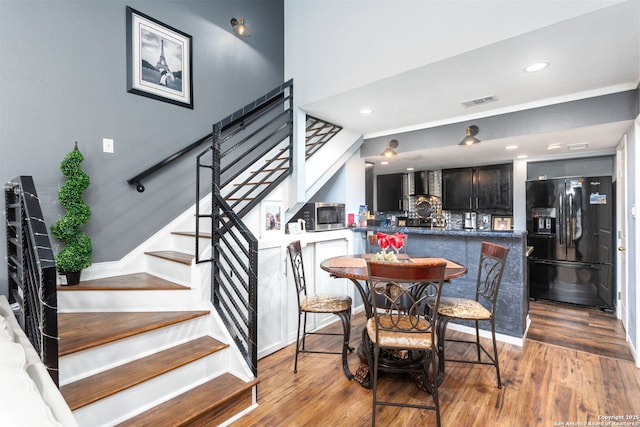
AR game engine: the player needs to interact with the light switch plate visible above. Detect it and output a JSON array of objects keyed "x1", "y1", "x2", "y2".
[{"x1": 103, "y1": 138, "x2": 114, "y2": 153}]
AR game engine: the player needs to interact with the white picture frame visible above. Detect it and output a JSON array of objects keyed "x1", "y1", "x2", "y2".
[{"x1": 260, "y1": 200, "x2": 284, "y2": 238}]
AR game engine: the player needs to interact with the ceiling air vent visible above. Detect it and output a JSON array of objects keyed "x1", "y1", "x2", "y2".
[
  {"x1": 461, "y1": 95, "x2": 498, "y2": 108},
  {"x1": 568, "y1": 142, "x2": 589, "y2": 151}
]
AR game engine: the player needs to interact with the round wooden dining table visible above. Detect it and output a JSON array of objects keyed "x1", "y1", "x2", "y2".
[
  {"x1": 320, "y1": 254, "x2": 466, "y2": 316},
  {"x1": 320, "y1": 254, "x2": 467, "y2": 388}
]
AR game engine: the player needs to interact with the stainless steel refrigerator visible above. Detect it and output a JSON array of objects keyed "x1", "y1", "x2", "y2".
[{"x1": 526, "y1": 176, "x2": 614, "y2": 309}]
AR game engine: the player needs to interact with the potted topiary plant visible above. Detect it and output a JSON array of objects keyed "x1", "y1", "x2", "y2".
[{"x1": 50, "y1": 142, "x2": 92, "y2": 285}]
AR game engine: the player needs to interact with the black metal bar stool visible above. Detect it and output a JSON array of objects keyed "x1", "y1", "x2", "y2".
[
  {"x1": 287, "y1": 240, "x2": 354, "y2": 380},
  {"x1": 437, "y1": 241, "x2": 509, "y2": 388}
]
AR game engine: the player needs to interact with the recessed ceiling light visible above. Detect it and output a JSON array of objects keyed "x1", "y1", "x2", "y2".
[
  {"x1": 524, "y1": 62, "x2": 549, "y2": 73},
  {"x1": 380, "y1": 161, "x2": 389, "y2": 165},
  {"x1": 359, "y1": 108, "x2": 373, "y2": 115},
  {"x1": 547, "y1": 143, "x2": 562, "y2": 151},
  {"x1": 505, "y1": 145, "x2": 518, "y2": 150},
  {"x1": 517, "y1": 155, "x2": 528, "y2": 159},
  {"x1": 406, "y1": 167, "x2": 414, "y2": 171}
]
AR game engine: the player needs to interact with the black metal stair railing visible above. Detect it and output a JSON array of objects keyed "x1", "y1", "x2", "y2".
[
  {"x1": 126, "y1": 108, "x2": 341, "y2": 194},
  {"x1": 4, "y1": 176, "x2": 58, "y2": 386},
  {"x1": 305, "y1": 115, "x2": 342, "y2": 159},
  {"x1": 124, "y1": 79, "x2": 344, "y2": 379},
  {"x1": 208, "y1": 194, "x2": 259, "y2": 376},
  {"x1": 195, "y1": 80, "x2": 294, "y2": 377}
]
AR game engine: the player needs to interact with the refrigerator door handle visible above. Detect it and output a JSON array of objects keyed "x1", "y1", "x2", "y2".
[
  {"x1": 530, "y1": 258, "x2": 608, "y2": 269},
  {"x1": 558, "y1": 192, "x2": 564, "y2": 245},
  {"x1": 568, "y1": 193, "x2": 574, "y2": 244}
]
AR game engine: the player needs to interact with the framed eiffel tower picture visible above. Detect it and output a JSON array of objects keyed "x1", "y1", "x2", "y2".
[{"x1": 126, "y1": 7, "x2": 193, "y2": 109}]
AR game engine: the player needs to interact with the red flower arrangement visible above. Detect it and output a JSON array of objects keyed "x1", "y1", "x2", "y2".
[{"x1": 372, "y1": 232, "x2": 406, "y2": 261}]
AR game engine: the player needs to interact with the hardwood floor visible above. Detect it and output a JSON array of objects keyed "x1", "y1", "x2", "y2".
[
  {"x1": 232, "y1": 301, "x2": 640, "y2": 426},
  {"x1": 526, "y1": 300, "x2": 633, "y2": 361}
]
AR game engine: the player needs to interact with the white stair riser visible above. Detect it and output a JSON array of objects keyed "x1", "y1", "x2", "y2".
[
  {"x1": 58, "y1": 289, "x2": 202, "y2": 312},
  {"x1": 72, "y1": 352, "x2": 229, "y2": 427},
  {"x1": 59, "y1": 316, "x2": 211, "y2": 385},
  {"x1": 145, "y1": 256, "x2": 192, "y2": 285},
  {"x1": 174, "y1": 215, "x2": 212, "y2": 232},
  {"x1": 170, "y1": 233, "x2": 211, "y2": 255}
]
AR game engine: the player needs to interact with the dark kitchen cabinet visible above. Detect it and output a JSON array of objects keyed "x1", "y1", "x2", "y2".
[
  {"x1": 376, "y1": 173, "x2": 405, "y2": 212},
  {"x1": 442, "y1": 163, "x2": 512, "y2": 212},
  {"x1": 475, "y1": 163, "x2": 512, "y2": 211},
  {"x1": 442, "y1": 168, "x2": 473, "y2": 210}
]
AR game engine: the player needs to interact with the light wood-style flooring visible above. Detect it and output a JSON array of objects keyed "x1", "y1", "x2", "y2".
[{"x1": 232, "y1": 301, "x2": 640, "y2": 426}]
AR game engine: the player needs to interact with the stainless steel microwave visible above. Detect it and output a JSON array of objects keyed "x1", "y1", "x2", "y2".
[{"x1": 293, "y1": 202, "x2": 346, "y2": 231}]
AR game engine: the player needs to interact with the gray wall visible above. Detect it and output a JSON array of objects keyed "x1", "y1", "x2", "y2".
[
  {"x1": 363, "y1": 90, "x2": 638, "y2": 163},
  {"x1": 526, "y1": 156, "x2": 614, "y2": 180},
  {"x1": 0, "y1": 0, "x2": 284, "y2": 296}
]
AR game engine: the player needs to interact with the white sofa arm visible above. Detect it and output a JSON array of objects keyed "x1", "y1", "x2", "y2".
[{"x1": 0, "y1": 296, "x2": 78, "y2": 427}]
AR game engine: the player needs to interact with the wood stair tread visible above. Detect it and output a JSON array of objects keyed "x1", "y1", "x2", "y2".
[
  {"x1": 116, "y1": 373, "x2": 259, "y2": 427},
  {"x1": 61, "y1": 336, "x2": 229, "y2": 411},
  {"x1": 57, "y1": 272, "x2": 190, "y2": 291},
  {"x1": 233, "y1": 181, "x2": 272, "y2": 186},
  {"x1": 59, "y1": 310, "x2": 210, "y2": 356},
  {"x1": 145, "y1": 250, "x2": 194, "y2": 265}
]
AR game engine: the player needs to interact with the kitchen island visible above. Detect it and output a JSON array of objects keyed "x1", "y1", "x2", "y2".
[{"x1": 352, "y1": 226, "x2": 529, "y2": 343}]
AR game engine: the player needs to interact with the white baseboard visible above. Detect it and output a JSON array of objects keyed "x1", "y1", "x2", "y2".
[{"x1": 445, "y1": 322, "x2": 525, "y2": 347}]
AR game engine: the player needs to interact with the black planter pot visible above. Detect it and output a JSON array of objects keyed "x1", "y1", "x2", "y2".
[{"x1": 64, "y1": 271, "x2": 81, "y2": 286}]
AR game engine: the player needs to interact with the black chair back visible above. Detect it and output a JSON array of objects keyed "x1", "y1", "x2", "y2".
[{"x1": 287, "y1": 240, "x2": 308, "y2": 304}]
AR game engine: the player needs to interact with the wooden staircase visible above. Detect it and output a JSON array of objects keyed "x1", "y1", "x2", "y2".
[
  {"x1": 50, "y1": 88, "x2": 347, "y2": 424},
  {"x1": 57, "y1": 238, "x2": 259, "y2": 426}
]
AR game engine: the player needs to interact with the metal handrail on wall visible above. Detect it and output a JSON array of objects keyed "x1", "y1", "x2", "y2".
[
  {"x1": 4, "y1": 176, "x2": 59, "y2": 386},
  {"x1": 126, "y1": 134, "x2": 213, "y2": 192}
]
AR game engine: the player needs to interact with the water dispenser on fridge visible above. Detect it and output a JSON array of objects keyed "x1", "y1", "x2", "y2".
[{"x1": 531, "y1": 207, "x2": 556, "y2": 234}]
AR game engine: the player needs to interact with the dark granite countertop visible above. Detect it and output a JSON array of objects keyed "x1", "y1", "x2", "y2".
[{"x1": 350, "y1": 226, "x2": 527, "y2": 238}]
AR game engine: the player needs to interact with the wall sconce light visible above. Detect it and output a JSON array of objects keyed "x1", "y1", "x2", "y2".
[
  {"x1": 382, "y1": 139, "x2": 399, "y2": 158},
  {"x1": 459, "y1": 125, "x2": 480, "y2": 146},
  {"x1": 230, "y1": 17, "x2": 251, "y2": 37}
]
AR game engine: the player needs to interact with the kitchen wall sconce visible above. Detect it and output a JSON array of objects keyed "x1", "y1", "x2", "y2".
[
  {"x1": 382, "y1": 139, "x2": 399, "y2": 157},
  {"x1": 459, "y1": 125, "x2": 480, "y2": 146},
  {"x1": 230, "y1": 17, "x2": 251, "y2": 37}
]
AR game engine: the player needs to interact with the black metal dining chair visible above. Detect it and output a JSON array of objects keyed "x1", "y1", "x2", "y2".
[
  {"x1": 365, "y1": 259, "x2": 447, "y2": 427},
  {"x1": 286, "y1": 240, "x2": 353, "y2": 379},
  {"x1": 437, "y1": 241, "x2": 509, "y2": 388}
]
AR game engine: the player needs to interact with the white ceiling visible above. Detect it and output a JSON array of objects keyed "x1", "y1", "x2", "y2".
[{"x1": 292, "y1": 0, "x2": 639, "y2": 173}]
